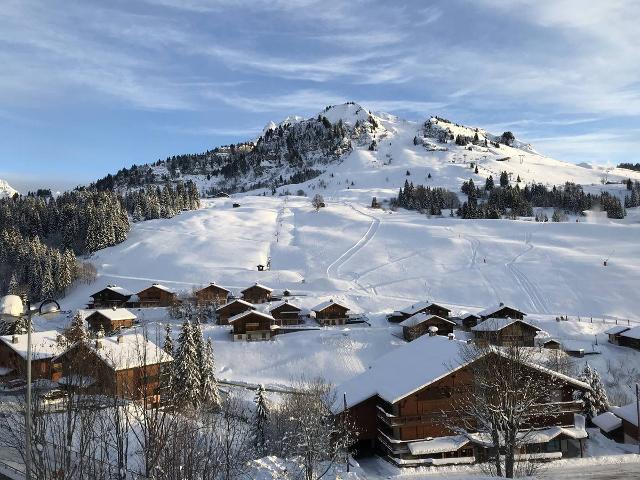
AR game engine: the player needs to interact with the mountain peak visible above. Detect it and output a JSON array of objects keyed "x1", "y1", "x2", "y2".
[
  {"x1": 318, "y1": 102, "x2": 372, "y2": 126},
  {"x1": 0, "y1": 179, "x2": 18, "y2": 198}
]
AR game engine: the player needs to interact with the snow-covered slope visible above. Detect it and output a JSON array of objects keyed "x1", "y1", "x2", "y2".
[{"x1": 0, "y1": 179, "x2": 18, "y2": 198}]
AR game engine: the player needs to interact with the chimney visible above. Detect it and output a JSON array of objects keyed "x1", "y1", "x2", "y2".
[
  {"x1": 11, "y1": 335, "x2": 18, "y2": 344},
  {"x1": 117, "y1": 335, "x2": 124, "y2": 344},
  {"x1": 428, "y1": 326, "x2": 438, "y2": 337},
  {"x1": 95, "y1": 339, "x2": 103, "y2": 349},
  {"x1": 448, "y1": 333, "x2": 455, "y2": 341},
  {"x1": 112, "y1": 306, "x2": 117, "y2": 311},
  {"x1": 499, "y1": 302, "x2": 504, "y2": 306}
]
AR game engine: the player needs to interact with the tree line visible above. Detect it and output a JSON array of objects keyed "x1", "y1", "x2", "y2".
[
  {"x1": 0, "y1": 182, "x2": 199, "y2": 301},
  {"x1": 624, "y1": 179, "x2": 640, "y2": 208},
  {"x1": 391, "y1": 180, "x2": 460, "y2": 215}
]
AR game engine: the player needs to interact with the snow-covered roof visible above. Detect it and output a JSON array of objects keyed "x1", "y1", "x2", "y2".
[
  {"x1": 87, "y1": 308, "x2": 137, "y2": 321},
  {"x1": 477, "y1": 304, "x2": 526, "y2": 318},
  {"x1": 408, "y1": 435, "x2": 469, "y2": 455},
  {"x1": 228, "y1": 310, "x2": 275, "y2": 324},
  {"x1": 241, "y1": 283, "x2": 273, "y2": 293},
  {"x1": 141, "y1": 283, "x2": 175, "y2": 294},
  {"x1": 312, "y1": 299, "x2": 349, "y2": 313},
  {"x1": 592, "y1": 411, "x2": 623, "y2": 432},
  {"x1": 460, "y1": 312, "x2": 481, "y2": 319},
  {"x1": 604, "y1": 325, "x2": 630, "y2": 335},
  {"x1": 613, "y1": 402, "x2": 639, "y2": 427},
  {"x1": 561, "y1": 340, "x2": 600, "y2": 354},
  {"x1": 215, "y1": 299, "x2": 254, "y2": 312},
  {"x1": 60, "y1": 334, "x2": 172, "y2": 371},
  {"x1": 0, "y1": 330, "x2": 64, "y2": 360},
  {"x1": 333, "y1": 335, "x2": 589, "y2": 413},
  {"x1": 94, "y1": 286, "x2": 133, "y2": 297},
  {"x1": 269, "y1": 300, "x2": 301, "y2": 312},
  {"x1": 395, "y1": 301, "x2": 450, "y2": 316},
  {"x1": 466, "y1": 419, "x2": 586, "y2": 447},
  {"x1": 199, "y1": 283, "x2": 230, "y2": 293},
  {"x1": 620, "y1": 326, "x2": 640, "y2": 340},
  {"x1": 471, "y1": 318, "x2": 541, "y2": 332},
  {"x1": 399, "y1": 313, "x2": 455, "y2": 328}
]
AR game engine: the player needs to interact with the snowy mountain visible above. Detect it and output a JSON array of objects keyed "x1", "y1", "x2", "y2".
[
  {"x1": 0, "y1": 179, "x2": 18, "y2": 198},
  {"x1": 94, "y1": 102, "x2": 640, "y2": 199}
]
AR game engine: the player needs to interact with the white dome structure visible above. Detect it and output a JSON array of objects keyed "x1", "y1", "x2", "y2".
[{"x1": 0, "y1": 295, "x2": 24, "y2": 318}]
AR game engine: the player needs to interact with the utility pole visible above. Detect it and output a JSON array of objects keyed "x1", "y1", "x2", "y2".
[{"x1": 636, "y1": 383, "x2": 640, "y2": 454}]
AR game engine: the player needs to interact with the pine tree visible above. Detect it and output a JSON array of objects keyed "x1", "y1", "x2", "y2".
[
  {"x1": 574, "y1": 363, "x2": 609, "y2": 418},
  {"x1": 64, "y1": 312, "x2": 88, "y2": 344},
  {"x1": 253, "y1": 384, "x2": 269, "y2": 455},
  {"x1": 200, "y1": 338, "x2": 221, "y2": 409},
  {"x1": 174, "y1": 319, "x2": 201, "y2": 409}
]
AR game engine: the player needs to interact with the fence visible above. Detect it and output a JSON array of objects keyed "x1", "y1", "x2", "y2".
[{"x1": 556, "y1": 315, "x2": 640, "y2": 327}]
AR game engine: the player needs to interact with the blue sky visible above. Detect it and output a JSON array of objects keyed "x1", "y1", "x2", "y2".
[{"x1": 1, "y1": 0, "x2": 639, "y2": 191}]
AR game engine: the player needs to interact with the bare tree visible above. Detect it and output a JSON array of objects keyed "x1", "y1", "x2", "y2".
[
  {"x1": 451, "y1": 344, "x2": 578, "y2": 478},
  {"x1": 274, "y1": 377, "x2": 356, "y2": 480}
]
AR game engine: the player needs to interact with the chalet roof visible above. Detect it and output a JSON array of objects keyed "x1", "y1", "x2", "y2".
[
  {"x1": 611, "y1": 403, "x2": 639, "y2": 427},
  {"x1": 198, "y1": 283, "x2": 230, "y2": 293},
  {"x1": 619, "y1": 325, "x2": 640, "y2": 340},
  {"x1": 561, "y1": 340, "x2": 601, "y2": 354},
  {"x1": 269, "y1": 300, "x2": 301, "y2": 312},
  {"x1": 312, "y1": 299, "x2": 350, "y2": 313},
  {"x1": 399, "y1": 313, "x2": 455, "y2": 328},
  {"x1": 394, "y1": 300, "x2": 451, "y2": 316},
  {"x1": 139, "y1": 283, "x2": 175, "y2": 294},
  {"x1": 228, "y1": 310, "x2": 275, "y2": 324},
  {"x1": 0, "y1": 330, "x2": 64, "y2": 360},
  {"x1": 592, "y1": 411, "x2": 623, "y2": 433},
  {"x1": 87, "y1": 308, "x2": 137, "y2": 322},
  {"x1": 241, "y1": 283, "x2": 273, "y2": 293},
  {"x1": 332, "y1": 335, "x2": 588, "y2": 413},
  {"x1": 471, "y1": 318, "x2": 541, "y2": 333},
  {"x1": 604, "y1": 325, "x2": 630, "y2": 335},
  {"x1": 92, "y1": 286, "x2": 133, "y2": 298},
  {"x1": 477, "y1": 303, "x2": 526, "y2": 318},
  {"x1": 56, "y1": 333, "x2": 172, "y2": 371},
  {"x1": 460, "y1": 312, "x2": 481, "y2": 319},
  {"x1": 215, "y1": 299, "x2": 254, "y2": 312}
]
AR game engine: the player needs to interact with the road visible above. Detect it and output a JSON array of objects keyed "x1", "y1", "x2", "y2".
[{"x1": 540, "y1": 462, "x2": 640, "y2": 479}]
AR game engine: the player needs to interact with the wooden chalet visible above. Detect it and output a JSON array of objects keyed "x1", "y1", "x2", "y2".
[
  {"x1": 216, "y1": 299, "x2": 255, "y2": 325},
  {"x1": 89, "y1": 285, "x2": 132, "y2": 309},
  {"x1": 540, "y1": 338, "x2": 562, "y2": 350},
  {"x1": 592, "y1": 411, "x2": 624, "y2": 443},
  {"x1": 610, "y1": 403, "x2": 640, "y2": 445},
  {"x1": 85, "y1": 308, "x2": 137, "y2": 333},
  {"x1": 0, "y1": 331, "x2": 64, "y2": 380},
  {"x1": 228, "y1": 310, "x2": 277, "y2": 341},
  {"x1": 618, "y1": 326, "x2": 640, "y2": 351},
  {"x1": 333, "y1": 335, "x2": 590, "y2": 467},
  {"x1": 477, "y1": 303, "x2": 526, "y2": 321},
  {"x1": 604, "y1": 326, "x2": 630, "y2": 345},
  {"x1": 399, "y1": 314, "x2": 456, "y2": 341},
  {"x1": 241, "y1": 283, "x2": 273, "y2": 304},
  {"x1": 52, "y1": 334, "x2": 172, "y2": 401},
  {"x1": 136, "y1": 283, "x2": 178, "y2": 307},
  {"x1": 471, "y1": 318, "x2": 542, "y2": 347},
  {"x1": 269, "y1": 300, "x2": 302, "y2": 325},
  {"x1": 312, "y1": 299, "x2": 350, "y2": 326},
  {"x1": 388, "y1": 301, "x2": 451, "y2": 323},
  {"x1": 459, "y1": 312, "x2": 481, "y2": 330},
  {"x1": 195, "y1": 283, "x2": 230, "y2": 306}
]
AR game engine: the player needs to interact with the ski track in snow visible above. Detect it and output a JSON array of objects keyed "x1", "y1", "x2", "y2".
[
  {"x1": 505, "y1": 237, "x2": 551, "y2": 314},
  {"x1": 326, "y1": 203, "x2": 381, "y2": 290}
]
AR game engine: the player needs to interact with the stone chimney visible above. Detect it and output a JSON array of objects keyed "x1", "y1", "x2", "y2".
[
  {"x1": 11, "y1": 335, "x2": 18, "y2": 344},
  {"x1": 448, "y1": 333, "x2": 455, "y2": 341},
  {"x1": 95, "y1": 339, "x2": 103, "y2": 349},
  {"x1": 117, "y1": 335, "x2": 124, "y2": 344},
  {"x1": 428, "y1": 326, "x2": 438, "y2": 337}
]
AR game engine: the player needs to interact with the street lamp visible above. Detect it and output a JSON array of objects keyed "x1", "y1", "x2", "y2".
[{"x1": 0, "y1": 295, "x2": 60, "y2": 480}]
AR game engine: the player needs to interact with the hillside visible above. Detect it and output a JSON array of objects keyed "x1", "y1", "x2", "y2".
[{"x1": 93, "y1": 102, "x2": 640, "y2": 201}]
